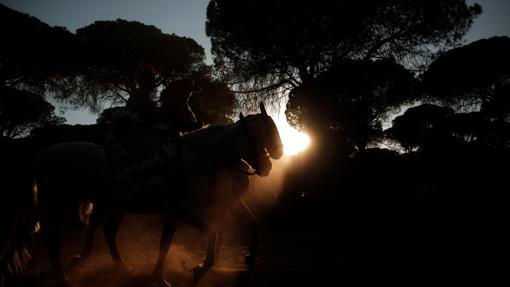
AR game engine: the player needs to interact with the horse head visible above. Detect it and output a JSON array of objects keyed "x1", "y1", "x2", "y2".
[
  {"x1": 238, "y1": 102, "x2": 284, "y2": 176},
  {"x1": 258, "y1": 102, "x2": 284, "y2": 159}
]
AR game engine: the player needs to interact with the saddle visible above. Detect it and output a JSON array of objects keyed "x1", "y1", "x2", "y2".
[{"x1": 103, "y1": 111, "x2": 183, "y2": 204}]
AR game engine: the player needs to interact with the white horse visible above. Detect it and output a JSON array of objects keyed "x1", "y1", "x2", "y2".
[{"x1": 33, "y1": 102, "x2": 283, "y2": 286}]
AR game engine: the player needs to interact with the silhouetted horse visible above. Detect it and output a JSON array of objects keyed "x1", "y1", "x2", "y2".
[{"x1": 32, "y1": 103, "x2": 283, "y2": 286}]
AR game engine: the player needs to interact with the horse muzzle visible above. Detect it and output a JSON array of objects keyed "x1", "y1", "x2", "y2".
[
  {"x1": 255, "y1": 155, "x2": 272, "y2": 177},
  {"x1": 269, "y1": 146, "x2": 284, "y2": 160}
]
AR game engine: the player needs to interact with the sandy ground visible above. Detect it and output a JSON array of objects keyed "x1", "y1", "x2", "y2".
[{"x1": 6, "y1": 215, "x2": 343, "y2": 287}]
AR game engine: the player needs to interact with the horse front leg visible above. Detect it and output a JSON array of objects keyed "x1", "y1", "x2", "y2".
[
  {"x1": 193, "y1": 231, "x2": 218, "y2": 282},
  {"x1": 177, "y1": 206, "x2": 213, "y2": 283},
  {"x1": 245, "y1": 224, "x2": 259, "y2": 268},
  {"x1": 81, "y1": 213, "x2": 100, "y2": 258},
  {"x1": 214, "y1": 216, "x2": 226, "y2": 268},
  {"x1": 199, "y1": 212, "x2": 227, "y2": 270},
  {"x1": 152, "y1": 215, "x2": 177, "y2": 287},
  {"x1": 240, "y1": 198, "x2": 258, "y2": 268}
]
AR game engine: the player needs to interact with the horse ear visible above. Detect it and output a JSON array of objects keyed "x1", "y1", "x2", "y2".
[
  {"x1": 260, "y1": 102, "x2": 267, "y2": 116},
  {"x1": 239, "y1": 112, "x2": 249, "y2": 128}
]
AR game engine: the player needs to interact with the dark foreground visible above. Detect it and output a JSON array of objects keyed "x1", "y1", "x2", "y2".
[
  {"x1": 5, "y1": 204, "x2": 505, "y2": 287},
  {"x1": 5, "y1": 215, "x2": 345, "y2": 287}
]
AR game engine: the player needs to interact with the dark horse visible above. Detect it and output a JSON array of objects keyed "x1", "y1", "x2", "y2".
[{"x1": 33, "y1": 102, "x2": 283, "y2": 286}]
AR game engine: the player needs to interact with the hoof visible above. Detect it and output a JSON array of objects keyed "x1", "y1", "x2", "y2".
[
  {"x1": 152, "y1": 274, "x2": 172, "y2": 287},
  {"x1": 245, "y1": 253, "x2": 256, "y2": 268}
]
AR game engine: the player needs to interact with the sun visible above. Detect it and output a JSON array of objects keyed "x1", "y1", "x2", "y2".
[
  {"x1": 277, "y1": 123, "x2": 311, "y2": 156},
  {"x1": 265, "y1": 102, "x2": 311, "y2": 156}
]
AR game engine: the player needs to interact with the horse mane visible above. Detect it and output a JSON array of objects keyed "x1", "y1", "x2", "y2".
[
  {"x1": 182, "y1": 114, "x2": 262, "y2": 140},
  {"x1": 182, "y1": 124, "x2": 233, "y2": 141}
]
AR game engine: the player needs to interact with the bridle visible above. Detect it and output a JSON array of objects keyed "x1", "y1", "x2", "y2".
[{"x1": 240, "y1": 117, "x2": 269, "y2": 173}]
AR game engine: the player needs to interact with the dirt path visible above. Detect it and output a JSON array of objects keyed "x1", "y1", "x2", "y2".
[{"x1": 7, "y1": 215, "x2": 344, "y2": 287}]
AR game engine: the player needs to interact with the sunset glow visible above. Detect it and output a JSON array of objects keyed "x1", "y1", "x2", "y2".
[{"x1": 277, "y1": 122, "x2": 311, "y2": 156}]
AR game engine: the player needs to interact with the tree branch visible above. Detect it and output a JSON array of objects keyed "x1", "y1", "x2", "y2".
[
  {"x1": 363, "y1": 26, "x2": 417, "y2": 60},
  {"x1": 231, "y1": 79, "x2": 293, "y2": 94}
]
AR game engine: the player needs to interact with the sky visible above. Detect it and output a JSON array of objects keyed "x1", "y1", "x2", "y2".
[
  {"x1": 465, "y1": 0, "x2": 510, "y2": 42},
  {"x1": 1, "y1": 0, "x2": 509, "y2": 125},
  {"x1": 0, "y1": 0, "x2": 211, "y2": 60}
]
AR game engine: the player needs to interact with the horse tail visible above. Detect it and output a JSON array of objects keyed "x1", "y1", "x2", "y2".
[
  {"x1": 0, "y1": 180, "x2": 40, "y2": 286},
  {"x1": 78, "y1": 202, "x2": 94, "y2": 225}
]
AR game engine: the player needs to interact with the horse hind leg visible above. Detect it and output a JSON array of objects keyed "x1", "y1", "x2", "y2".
[
  {"x1": 68, "y1": 207, "x2": 104, "y2": 265},
  {"x1": 41, "y1": 211, "x2": 70, "y2": 287},
  {"x1": 81, "y1": 210, "x2": 101, "y2": 259},
  {"x1": 102, "y1": 213, "x2": 131, "y2": 271}
]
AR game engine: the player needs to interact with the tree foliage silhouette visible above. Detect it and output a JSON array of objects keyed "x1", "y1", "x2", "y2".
[
  {"x1": 0, "y1": 86, "x2": 64, "y2": 139},
  {"x1": 424, "y1": 36, "x2": 510, "y2": 121},
  {"x1": 287, "y1": 59, "x2": 417, "y2": 152},
  {"x1": 385, "y1": 104, "x2": 454, "y2": 152},
  {"x1": 0, "y1": 4, "x2": 71, "y2": 137},
  {"x1": 207, "y1": 0, "x2": 480, "y2": 152},
  {"x1": 423, "y1": 36, "x2": 510, "y2": 150},
  {"x1": 71, "y1": 19, "x2": 208, "y2": 111},
  {"x1": 0, "y1": 4, "x2": 78, "y2": 94},
  {"x1": 207, "y1": 0, "x2": 480, "y2": 97}
]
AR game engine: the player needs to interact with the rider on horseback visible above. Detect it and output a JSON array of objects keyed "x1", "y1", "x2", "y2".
[
  {"x1": 104, "y1": 63, "x2": 198, "y2": 206},
  {"x1": 126, "y1": 63, "x2": 159, "y2": 126}
]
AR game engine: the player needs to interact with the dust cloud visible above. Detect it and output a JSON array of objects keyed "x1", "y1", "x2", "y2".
[{"x1": 16, "y1": 153, "x2": 306, "y2": 287}]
